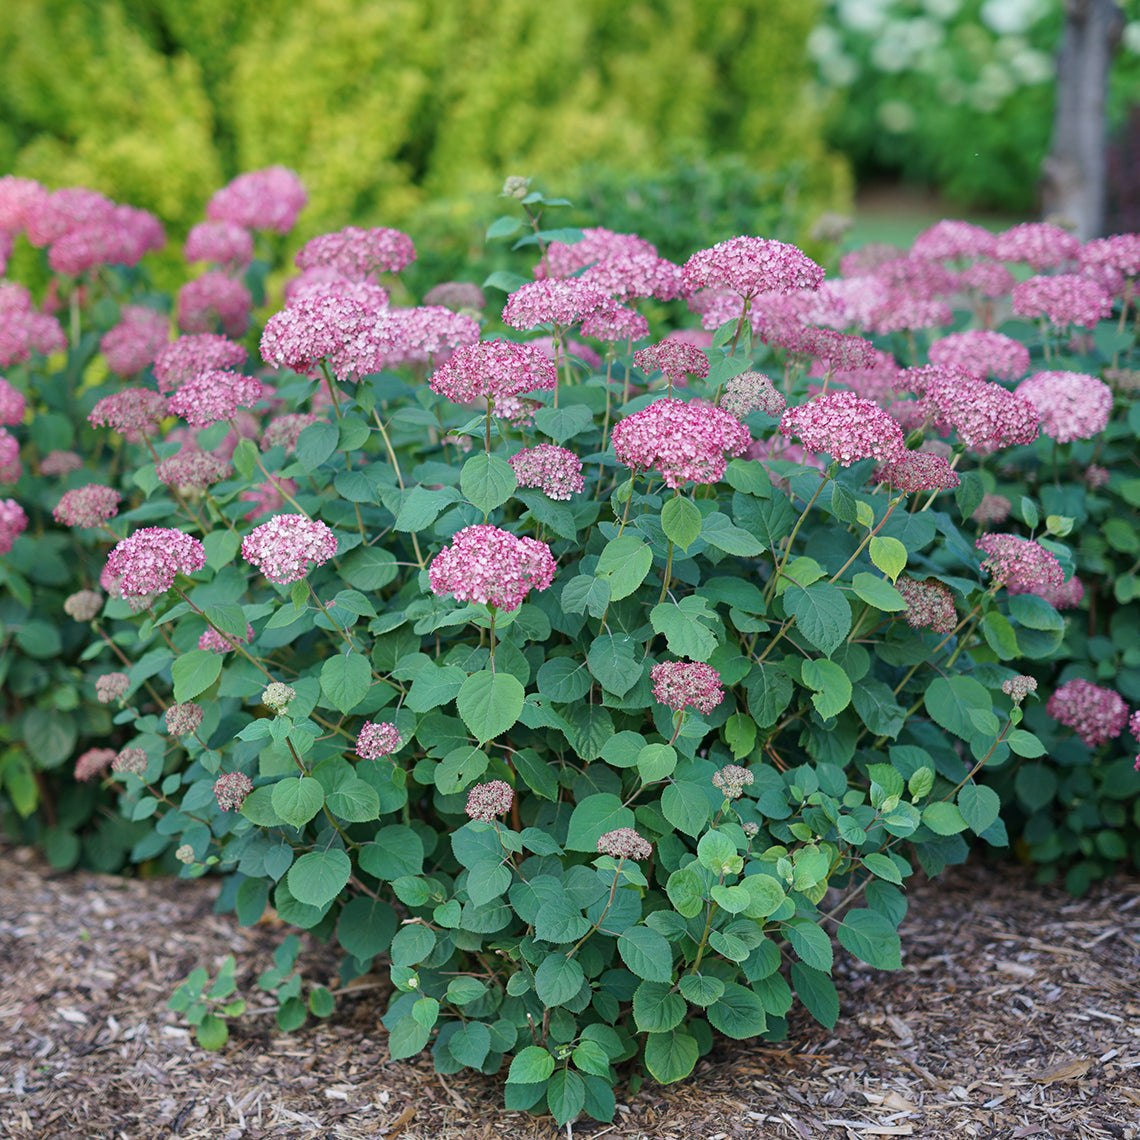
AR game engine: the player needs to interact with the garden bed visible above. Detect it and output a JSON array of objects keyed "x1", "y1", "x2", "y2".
[{"x1": 1, "y1": 844, "x2": 1136, "y2": 1140}]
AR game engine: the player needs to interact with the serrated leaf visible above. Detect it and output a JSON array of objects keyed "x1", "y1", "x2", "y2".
[
  {"x1": 565, "y1": 793, "x2": 634, "y2": 852},
  {"x1": 679, "y1": 974, "x2": 724, "y2": 1007},
  {"x1": 320, "y1": 652, "x2": 371, "y2": 714},
  {"x1": 534, "y1": 954, "x2": 584, "y2": 1006},
  {"x1": 460, "y1": 453, "x2": 517, "y2": 512},
  {"x1": 861, "y1": 853, "x2": 903, "y2": 885},
  {"x1": 509, "y1": 1046, "x2": 555, "y2": 1084},
  {"x1": 633, "y1": 981, "x2": 685, "y2": 1032},
  {"x1": 271, "y1": 777, "x2": 325, "y2": 827},
  {"x1": 800, "y1": 658, "x2": 853, "y2": 719},
  {"x1": 707, "y1": 982, "x2": 767, "y2": 1039},
  {"x1": 785, "y1": 918, "x2": 833, "y2": 971},
  {"x1": 957, "y1": 784, "x2": 1001, "y2": 835},
  {"x1": 661, "y1": 496, "x2": 702, "y2": 551},
  {"x1": 172, "y1": 649, "x2": 223, "y2": 702},
  {"x1": 922, "y1": 801, "x2": 968, "y2": 835},
  {"x1": 643, "y1": 1028, "x2": 699, "y2": 1084},
  {"x1": 836, "y1": 908, "x2": 902, "y2": 970},
  {"x1": 851, "y1": 571, "x2": 906, "y2": 611},
  {"x1": 457, "y1": 670, "x2": 524, "y2": 742},
  {"x1": 595, "y1": 535, "x2": 652, "y2": 600},
  {"x1": 869, "y1": 536, "x2": 907, "y2": 583},
  {"x1": 784, "y1": 583, "x2": 851, "y2": 656},
  {"x1": 288, "y1": 849, "x2": 351, "y2": 908},
  {"x1": 618, "y1": 925, "x2": 674, "y2": 983}
]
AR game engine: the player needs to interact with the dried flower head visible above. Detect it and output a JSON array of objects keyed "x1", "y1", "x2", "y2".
[
  {"x1": 779, "y1": 390, "x2": 906, "y2": 466},
  {"x1": 74, "y1": 748, "x2": 116, "y2": 782},
  {"x1": 742, "y1": 821, "x2": 760, "y2": 839},
  {"x1": 261, "y1": 682, "x2": 297, "y2": 715},
  {"x1": 1014, "y1": 371, "x2": 1113, "y2": 443},
  {"x1": 105, "y1": 528, "x2": 206, "y2": 596},
  {"x1": 175, "y1": 844, "x2": 197, "y2": 865},
  {"x1": 242, "y1": 514, "x2": 338, "y2": 584},
  {"x1": 596, "y1": 828, "x2": 653, "y2": 861},
  {"x1": 509, "y1": 444, "x2": 584, "y2": 500},
  {"x1": 111, "y1": 747, "x2": 148, "y2": 777},
  {"x1": 96, "y1": 672, "x2": 130, "y2": 704},
  {"x1": 429, "y1": 524, "x2": 556, "y2": 611},
  {"x1": 166, "y1": 702, "x2": 204, "y2": 737},
  {"x1": 650, "y1": 661, "x2": 725, "y2": 715},
  {"x1": 977, "y1": 534, "x2": 1064, "y2": 595},
  {"x1": 356, "y1": 721, "x2": 402, "y2": 760},
  {"x1": 214, "y1": 771, "x2": 255, "y2": 812},
  {"x1": 64, "y1": 589, "x2": 103, "y2": 621},
  {"x1": 465, "y1": 780, "x2": 514, "y2": 823},
  {"x1": 1001, "y1": 675, "x2": 1039, "y2": 704},
  {"x1": 1047, "y1": 679, "x2": 1129, "y2": 748},
  {"x1": 53, "y1": 484, "x2": 121, "y2": 529},
  {"x1": 712, "y1": 764, "x2": 754, "y2": 800},
  {"x1": 895, "y1": 577, "x2": 957, "y2": 634}
]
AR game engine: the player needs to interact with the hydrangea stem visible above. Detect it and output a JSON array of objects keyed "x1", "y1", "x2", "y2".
[{"x1": 763, "y1": 474, "x2": 831, "y2": 604}]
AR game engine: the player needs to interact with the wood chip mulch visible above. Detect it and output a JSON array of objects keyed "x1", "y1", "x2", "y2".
[{"x1": 1, "y1": 843, "x2": 1138, "y2": 1140}]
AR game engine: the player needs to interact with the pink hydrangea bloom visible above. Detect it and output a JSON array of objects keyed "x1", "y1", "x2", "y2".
[
  {"x1": 53, "y1": 484, "x2": 121, "y2": 528},
  {"x1": 682, "y1": 236, "x2": 824, "y2": 299},
  {"x1": 501, "y1": 278, "x2": 611, "y2": 329},
  {"x1": 295, "y1": 225, "x2": 416, "y2": 279},
  {"x1": 581, "y1": 250, "x2": 687, "y2": 303},
  {"x1": 509, "y1": 444, "x2": 585, "y2": 500},
  {"x1": 356, "y1": 721, "x2": 402, "y2": 760},
  {"x1": 177, "y1": 271, "x2": 252, "y2": 338},
  {"x1": 612, "y1": 397, "x2": 751, "y2": 488},
  {"x1": 895, "y1": 577, "x2": 957, "y2": 633},
  {"x1": 105, "y1": 528, "x2": 207, "y2": 596},
  {"x1": 1086, "y1": 465, "x2": 1111, "y2": 489},
  {"x1": 0, "y1": 230, "x2": 12, "y2": 275},
  {"x1": 650, "y1": 661, "x2": 724, "y2": 715},
  {"x1": 1014, "y1": 371, "x2": 1113, "y2": 443},
  {"x1": 198, "y1": 623, "x2": 254, "y2": 653},
  {"x1": 779, "y1": 390, "x2": 905, "y2": 466},
  {"x1": 166, "y1": 702, "x2": 205, "y2": 736},
  {"x1": 242, "y1": 514, "x2": 338, "y2": 584},
  {"x1": 919, "y1": 372, "x2": 1041, "y2": 450},
  {"x1": 0, "y1": 175, "x2": 49, "y2": 232},
  {"x1": 1047, "y1": 679, "x2": 1129, "y2": 748},
  {"x1": 213, "y1": 771, "x2": 255, "y2": 812},
  {"x1": 156, "y1": 449, "x2": 233, "y2": 489},
  {"x1": 0, "y1": 429, "x2": 22, "y2": 483},
  {"x1": 994, "y1": 223, "x2": 1081, "y2": 270},
  {"x1": 373, "y1": 305, "x2": 481, "y2": 368},
  {"x1": 1011, "y1": 275, "x2": 1113, "y2": 328},
  {"x1": 429, "y1": 524, "x2": 556, "y2": 611},
  {"x1": 928, "y1": 330, "x2": 1030, "y2": 382},
  {"x1": 40, "y1": 450, "x2": 83, "y2": 477},
  {"x1": 871, "y1": 255, "x2": 960, "y2": 300},
  {"x1": 111, "y1": 748, "x2": 149, "y2": 778},
  {"x1": 168, "y1": 370, "x2": 264, "y2": 428},
  {"x1": 465, "y1": 780, "x2": 514, "y2": 823},
  {"x1": 720, "y1": 371, "x2": 786, "y2": 419},
  {"x1": 88, "y1": 388, "x2": 168, "y2": 436},
  {"x1": 596, "y1": 828, "x2": 653, "y2": 860},
  {"x1": 874, "y1": 451, "x2": 960, "y2": 492},
  {"x1": 958, "y1": 259, "x2": 1016, "y2": 298},
  {"x1": 207, "y1": 167, "x2": 307, "y2": 234},
  {"x1": 579, "y1": 299, "x2": 649, "y2": 343},
  {"x1": 977, "y1": 534, "x2": 1064, "y2": 595},
  {"x1": 910, "y1": 220, "x2": 998, "y2": 261},
  {"x1": 1035, "y1": 575, "x2": 1085, "y2": 610},
  {"x1": 153, "y1": 333, "x2": 248, "y2": 394},
  {"x1": 260, "y1": 291, "x2": 390, "y2": 380},
  {"x1": 428, "y1": 340, "x2": 557, "y2": 406},
  {"x1": 866, "y1": 294, "x2": 954, "y2": 335},
  {"x1": 0, "y1": 378, "x2": 25, "y2": 426},
  {"x1": 261, "y1": 414, "x2": 319, "y2": 454},
  {"x1": 827, "y1": 353, "x2": 904, "y2": 405},
  {"x1": 0, "y1": 498, "x2": 27, "y2": 554},
  {"x1": 973, "y1": 493, "x2": 1012, "y2": 525},
  {"x1": 100, "y1": 306, "x2": 170, "y2": 377},
  {"x1": 1131, "y1": 709, "x2": 1140, "y2": 745},
  {"x1": 74, "y1": 748, "x2": 117, "y2": 782},
  {"x1": 535, "y1": 227, "x2": 657, "y2": 279},
  {"x1": 423, "y1": 281, "x2": 486, "y2": 312},
  {"x1": 183, "y1": 221, "x2": 254, "y2": 271},
  {"x1": 0, "y1": 282, "x2": 67, "y2": 368},
  {"x1": 634, "y1": 341, "x2": 710, "y2": 384},
  {"x1": 47, "y1": 205, "x2": 165, "y2": 275},
  {"x1": 1080, "y1": 233, "x2": 1140, "y2": 278},
  {"x1": 95, "y1": 672, "x2": 130, "y2": 704}
]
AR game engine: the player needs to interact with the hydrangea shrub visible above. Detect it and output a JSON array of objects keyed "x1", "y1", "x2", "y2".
[{"x1": 2, "y1": 169, "x2": 1140, "y2": 1123}]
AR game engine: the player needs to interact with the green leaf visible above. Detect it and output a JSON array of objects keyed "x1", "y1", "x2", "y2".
[
  {"x1": 922, "y1": 801, "x2": 968, "y2": 835},
  {"x1": 661, "y1": 781, "x2": 711, "y2": 837},
  {"x1": 633, "y1": 982, "x2": 686, "y2": 1032},
  {"x1": 486, "y1": 214, "x2": 523, "y2": 239},
  {"x1": 661, "y1": 496, "x2": 702, "y2": 552},
  {"x1": 559, "y1": 703, "x2": 614, "y2": 761},
  {"x1": 172, "y1": 649, "x2": 223, "y2": 702},
  {"x1": 359, "y1": 825, "x2": 425, "y2": 879},
  {"x1": 288, "y1": 849, "x2": 351, "y2": 908},
  {"x1": 784, "y1": 584, "x2": 851, "y2": 656},
  {"x1": 535, "y1": 895, "x2": 591, "y2": 944},
  {"x1": 547, "y1": 1070, "x2": 586, "y2": 1127},
  {"x1": 509, "y1": 1046, "x2": 555, "y2": 1084},
  {"x1": 21, "y1": 710, "x2": 77, "y2": 769},
  {"x1": 196, "y1": 1013, "x2": 229, "y2": 1051},
  {"x1": 957, "y1": 784, "x2": 1001, "y2": 835},
  {"x1": 320, "y1": 653, "x2": 371, "y2": 714},
  {"x1": 836, "y1": 908, "x2": 902, "y2": 970},
  {"x1": 565, "y1": 793, "x2": 635, "y2": 852},
  {"x1": 295, "y1": 420, "x2": 339, "y2": 472},
  {"x1": 434, "y1": 745, "x2": 488, "y2": 795},
  {"x1": 406, "y1": 662, "x2": 466, "y2": 713},
  {"x1": 636, "y1": 743, "x2": 676, "y2": 782},
  {"x1": 326, "y1": 777, "x2": 381, "y2": 823},
  {"x1": 785, "y1": 917, "x2": 833, "y2": 971},
  {"x1": 679, "y1": 974, "x2": 724, "y2": 1007},
  {"x1": 466, "y1": 863, "x2": 512, "y2": 907},
  {"x1": 412, "y1": 997, "x2": 439, "y2": 1028},
  {"x1": 697, "y1": 829, "x2": 737, "y2": 873},
  {"x1": 666, "y1": 868, "x2": 705, "y2": 918},
  {"x1": 981, "y1": 612, "x2": 1019, "y2": 660},
  {"x1": 571, "y1": 1039, "x2": 612, "y2": 1078},
  {"x1": 449, "y1": 1021, "x2": 491, "y2": 1069},
  {"x1": 699, "y1": 512, "x2": 766, "y2": 556},
  {"x1": 800, "y1": 659, "x2": 853, "y2": 719},
  {"x1": 457, "y1": 670, "x2": 524, "y2": 742},
  {"x1": 707, "y1": 982, "x2": 767, "y2": 1039},
  {"x1": 336, "y1": 896, "x2": 398, "y2": 959},
  {"x1": 536, "y1": 657, "x2": 591, "y2": 703},
  {"x1": 271, "y1": 776, "x2": 325, "y2": 828},
  {"x1": 790, "y1": 963, "x2": 839, "y2": 1029},
  {"x1": 1008, "y1": 729, "x2": 1045, "y2": 758},
  {"x1": 534, "y1": 954, "x2": 584, "y2": 1006},
  {"x1": 955, "y1": 470, "x2": 984, "y2": 521},
  {"x1": 724, "y1": 712, "x2": 757, "y2": 760},
  {"x1": 650, "y1": 596, "x2": 719, "y2": 661},
  {"x1": 745, "y1": 661, "x2": 793, "y2": 727},
  {"x1": 595, "y1": 535, "x2": 652, "y2": 600},
  {"x1": 533, "y1": 404, "x2": 594, "y2": 443},
  {"x1": 389, "y1": 924, "x2": 437, "y2": 967},
  {"x1": 644, "y1": 1029, "x2": 699, "y2": 1084},
  {"x1": 483, "y1": 269, "x2": 531, "y2": 293},
  {"x1": 851, "y1": 572, "x2": 906, "y2": 611},
  {"x1": 618, "y1": 924, "x2": 674, "y2": 983},
  {"x1": 340, "y1": 546, "x2": 398, "y2": 591},
  {"x1": 460, "y1": 453, "x2": 518, "y2": 512},
  {"x1": 851, "y1": 679, "x2": 905, "y2": 739},
  {"x1": 388, "y1": 1016, "x2": 431, "y2": 1060},
  {"x1": 869, "y1": 536, "x2": 907, "y2": 583},
  {"x1": 587, "y1": 633, "x2": 642, "y2": 696},
  {"x1": 861, "y1": 853, "x2": 903, "y2": 885},
  {"x1": 924, "y1": 676, "x2": 995, "y2": 743}
]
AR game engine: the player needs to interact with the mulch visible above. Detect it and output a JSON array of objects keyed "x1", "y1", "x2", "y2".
[{"x1": 1, "y1": 843, "x2": 1138, "y2": 1140}]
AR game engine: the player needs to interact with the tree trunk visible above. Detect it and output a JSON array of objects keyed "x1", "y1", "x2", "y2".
[{"x1": 1042, "y1": 0, "x2": 1124, "y2": 240}]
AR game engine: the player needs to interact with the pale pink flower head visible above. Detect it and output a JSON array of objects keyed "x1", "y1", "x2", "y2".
[
  {"x1": 633, "y1": 341, "x2": 710, "y2": 385},
  {"x1": 105, "y1": 528, "x2": 206, "y2": 596},
  {"x1": 977, "y1": 534, "x2": 1064, "y2": 596},
  {"x1": 74, "y1": 747, "x2": 116, "y2": 782},
  {"x1": 165, "y1": 702, "x2": 204, "y2": 737},
  {"x1": 261, "y1": 413, "x2": 319, "y2": 454},
  {"x1": 429, "y1": 524, "x2": 556, "y2": 612},
  {"x1": 581, "y1": 250, "x2": 687, "y2": 303},
  {"x1": 682, "y1": 236, "x2": 824, "y2": 299},
  {"x1": 465, "y1": 780, "x2": 514, "y2": 823},
  {"x1": 1080, "y1": 233, "x2": 1140, "y2": 278},
  {"x1": 199, "y1": 623, "x2": 254, "y2": 653},
  {"x1": 428, "y1": 340, "x2": 557, "y2": 406},
  {"x1": 242, "y1": 514, "x2": 337, "y2": 584},
  {"x1": 88, "y1": 388, "x2": 168, "y2": 437},
  {"x1": 109, "y1": 747, "x2": 146, "y2": 777},
  {"x1": 177, "y1": 271, "x2": 252, "y2": 338},
  {"x1": 53, "y1": 484, "x2": 121, "y2": 529},
  {"x1": 1086, "y1": 465, "x2": 1110, "y2": 489},
  {"x1": 509, "y1": 444, "x2": 584, "y2": 500},
  {"x1": 501, "y1": 278, "x2": 611, "y2": 330},
  {"x1": 214, "y1": 771, "x2": 255, "y2": 812},
  {"x1": 840, "y1": 244, "x2": 905, "y2": 278},
  {"x1": 25, "y1": 187, "x2": 114, "y2": 247},
  {"x1": 40, "y1": 450, "x2": 83, "y2": 477},
  {"x1": 1047, "y1": 679, "x2": 1129, "y2": 748},
  {"x1": 596, "y1": 828, "x2": 653, "y2": 861},
  {"x1": 611, "y1": 397, "x2": 751, "y2": 489},
  {"x1": 650, "y1": 661, "x2": 724, "y2": 715},
  {"x1": 183, "y1": 221, "x2": 254, "y2": 271},
  {"x1": 712, "y1": 764, "x2": 754, "y2": 800},
  {"x1": 100, "y1": 306, "x2": 170, "y2": 377},
  {"x1": 0, "y1": 230, "x2": 11, "y2": 276},
  {"x1": 295, "y1": 225, "x2": 416, "y2": 279},
  {"x1": 0, "y1": 176, "x2": 48, "y2": 233},
  {"x1": 259, "y1": 291, "x2": 385, "y2": 380},
  {"x1": 1014, "y1": 371, "x2": 1113, "y2": 443},
  {"x1": 0, "y1": 379, "x2": 25, "y2": 426},
  {"x1": 0, "y1": 281, "x2": 67, "y2": 368},
  {"x1": 168, "y1": 369, "x2": 264, "y2": 428},
  {"x1": 874, "y1": 451, "x2": 960, "y2": 493},
  {"x1": 156, "y1": 449, "x2": 233, "y2": 490},
  {"x1": 356, "y1": 721, "x2": 402, "y2": 760},
  {"x1": 720, "y1": 371, "x2": 786, "y2": 419},
  {"x1": 928, "y1": 330, "x2": 1030, "y2": 382},
  {"x1": 207, "y1": 167, "x2": 307, "y2": 234},
  {"x1": 972, "y1": 493, "x2": 1012, "y2": 526},
  {"x1": 0, "y1": 498, "x2": 27, "y2": 555},
  {"x1": 895, "y1": 577, "x2": 957, "y2": 634},
  {"x1": 95, "y1": 672, "x2": 130, "y2": 704},
  {"x1": 779, "y1": 390, "x2": 905, "y2": 467},
  {"x1": 910, "y1": 220, "x2": 998, "y2": 261},
  {"x1": 1131, "y1": 709, "x2": 1140, "y2": 745},
  {"x1": 1011, "y1": 275, "x2": 1113, "y2": 329},
  {"x1": 871, "y1": 255, "x2": 960, "y2": 300},
  {"x1": 153, "y1": 333, "x2": 248, "y2": 395},
  {"x1": 0, "y1": 429, "x2": 20, "y2": 483},
  {"x1": 1035, "y1": 575, "x2": 1085, "y2": 610},
  {"x1": 994, "y1": 222, "x2": 1081, "y2": 270},
  {"x1": 47, "y1": 205, "x2": 165, "y2": 275},
  {"x1": 423, "y1": 281, "x2": 487, "y2": 313},
  {"x1": 579, "y1": 299, "x2": 650, "y2": 343},
  {"x1": 959, "y1": 259, "x2": 1016, "y2": 299},
  {"x1": 373, "y1": 305, "x2": 480, "y2": 368},
  {"x1": 535, "y1": 227, "x2": 657, "y2": 279},
  {"x1": 919, "y1": 372, "x2": 1041, "y2": 450},
  {"x1": 867, "y1": 293, "x2": 954, "y2": 335}
]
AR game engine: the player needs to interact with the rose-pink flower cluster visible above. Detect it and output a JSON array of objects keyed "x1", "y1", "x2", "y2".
[
  {"x1": 153, "y1": 333, "x2": 248, "y2": 394},
  {"x1": 1046, "y1": 679, "x2": 1129, "y2": 748},
  {"x1": 919, "y1": 372, "x2": 1041, "y2": 450},
  {"x1": 168, "y1": 370, "x2": 264, "y2": 428},
  {"x1": 633, "y1": 341, "x2": 710, "y2": 384},
  {"x1": 465, "y1": 780, "x2": 514, "y2": 823},
  {"x1": 501, "y1": 279, "x2": 612, "y2": 329},
  {"x1": 509, "y1": 444, "x2": 584, "y2": 500},
  {"x1": 1012, "y1": 275, "x2": 1113, "y2": 329},
  {"x1": 177, "y1": 271, "x2": 252, "y2": 338},
  {"x1": 100, "y1": 306, "x2": 170, "y2": 377},
  {"x1": 928, "y1": 330, "x2": 1030, "y2": 382},
  {"x1": 207, "y1": 167, "x2": 307, "y2": 234},
  {"x1": 356, "y1": 721, "x2": 403, "y2": 760},
  {"x1": 994, "y1": 223, "x2": 1081, "y2": 270},
  {"x1": 650, "y1": 661, "x2": 724, "y2": 715},
  {"x1": 105, "y1": 528, "x2": 206, "y2": 596},
  {"x1": 1014, "y1": 371, "x2": 1113, "y2": 443},
  {"x1": 53, "y1": 484, "x2": 121, "y2": 529},
  {"x1": 429, "y1": 524, "x2": 555, "y2": 611},
  {"x1": 683, "y1": 236, "x2": 825, "y2": 298},
  {"x1": 184, "y1": 221, "x2": 254, "y2": 271},
  {"x1": 199, "y1": 623, "x2": 254, "y2": 653},
  {"x1": 780, "y1": 390, "x2": 905, "y2": 467},
  {"x1": 428, "y1": 340, "x2": 557, "y2": 406},
  {"x1": 0, "y1": 281, "x2": 66, "y2": 369},
  {"x1": 295, "y1": 226, "x2": 416, "y2": 279},
  {"x1": 977, "y1": 534, "x2": 1064, "y2": 595},
  {"x1": 242, "y1": 514, "x2": 338, "y2": 585}
]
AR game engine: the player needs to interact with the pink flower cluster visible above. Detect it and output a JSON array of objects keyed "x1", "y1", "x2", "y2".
[
  {"x1": 720, "y1": 371, "x2": 786, "y2": 419},
  {"x1": 1011, "y1": 275, "x2": 1113, "y2": 329},
  {"x1": 95, "y1": 672, "x2": 130, "y2": 704},
  {"x1": 356, "y1": 721, "x2": 402, "y2": 760},
  {"x1": 509, "y1": 444, "x2": 584, "y2": 500},
  {"x1": 633, "y1": 341, "x2": 710, "y2": 384},
  {"x1": 111, "y1": 748, "x2": 149, "y2": 777},
  {"x1": 177, "y1": 271, "x2": 252, "y2": 338},
  {"x1": 213, "y1": 771, "x2": 255, "y2": 812},
  {"x1": 156, "y1": 450, "x2": 233, "y2": 489},
  {"x1": 895, "y1": 577, "x2": 957, "y2": 634},
  {"x1": 537, "y1": 227, "x2": 656, "y2": 278},
  {"x1": 919, "y1": 372, "x2": 1041, "y2": 450},
  {"x1": 166, "y1": 702, "x2": 204, "y2": 737},
  {"x1": 650, "y1": 661, "x2": 724, "y2": 715},
  {"x1": 465, "y1": 780, "x2": 514, "y2": 823},
  {"x1": 612, "y1": 397, "x2": 750, "y2": 488},
  {"x1": 927, "y1": 330, "x2": 1030, "y2": 382},
  {"x1": 153, "y1": 333, "x2": 248, "y2": 394},
  {"x1": 874, "y1": 451, "x2": 960, "y2": 493},
  {"x1": 428, "y1": 340, "x2": 557, "y2": 406},
  {"x1": 74, "y1": 748, "x2": 117, "y2": 782},
  {"x1": 0, "y1": 379, "x2": 25, "y2": 426},
  {"x1": 295, "y1": 226, "x2": 416, "y2": 279},
  {"x1": 259, "y1": 291, "x2": 387, "y2": 380},
  {"x1": 1035, "y1": 575, "x2": 1085, "y2": 610},
  {"x1": 430, "y1": 524, "x2": 555, "y2": 611},
  {"x1": 579, "y1": 299, "x2": 649, "y2": 343},
  {"x1": 199, "y1": 623, "x2": 254, "y2": 653},
  {"x1": 780, "y1": 390, "x2": 905, "y2": 467},
  {"x1": 596, "y1": 828, "x2": 653, "y2": 860},
  {"x1": 373, "y1": 305, "x2": 480, "y2": 368},
  {"x1": 88, "y1": 388, "x2": 168, "y2": 436},
  {"x1": 959, "y1": 260, "x2": 1016, "y2": 298},
  {"x1": 168, "y1": 370, "x2": 264, "y2": 428},
  {"x1": 910, "y1": 220, "x2": 998, "y2": 261},
  {"x1": 53, "y1": 484, "x2": 121, "y2": 529},
  {"x1": 1047, "y1": 679, "x2": 1129, "y2": 748},
  {"x1": 40, "y1": 450, "x2": 83, "y2": 477},
  {"x1": 0, "y1": 429, "x2": 20, "y2": 483},
  {"x1": 207, "y1": 167, "x2": 307, "y2": 234},
  {"x1": 0, "y1": 282, "x2": 66, "y2": 369},
  {"x1": 1014, "y1": 371, "x2": 1113, "y2": 443},
  {"x1": 100, "y1": 306, "x2": 170, "y2": 377},
  {"x1": 994, "y1": 223, "x2": 1081, "y2": 270},
  {"x1": 242, "y1": 514, "x2": 338, "y2": 584},
  {"x1": 683, "y1": 236, "x2": 825, "y2": 298},
  {"x1": 501, "y1": 279, "x2": 611, "y2": 329},
  {"x1": 184, "y1": 221, "x2": 254, "y2": 271},
  {"x1": 977, "y1": 534, "x2": 1064, "y2": 595},
  {"x1": 262, "y1": 414, "x2": 319, "y2": 454},
  {"x1": 105, "y1": 528, "x2": 206, "y2": 596}
]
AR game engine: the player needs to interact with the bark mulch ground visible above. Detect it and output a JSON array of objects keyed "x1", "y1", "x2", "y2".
[{"x1": 1, "y1": 843, "x2": 1138, "y2": 1140}]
